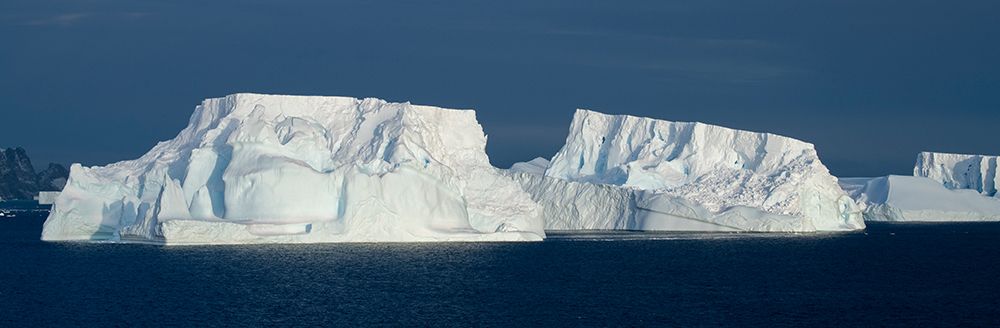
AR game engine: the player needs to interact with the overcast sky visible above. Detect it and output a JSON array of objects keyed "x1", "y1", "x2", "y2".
[{"x1": 1, "y1": 0, "x2": 997, "y2": 176}]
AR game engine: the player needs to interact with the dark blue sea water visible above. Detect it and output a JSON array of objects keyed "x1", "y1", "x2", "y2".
[{"x1": 2, "y1": 212, "x2": 999, "y2": 327}]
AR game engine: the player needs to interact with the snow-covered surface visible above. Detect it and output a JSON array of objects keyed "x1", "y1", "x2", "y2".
[
  {"x1": 510, "y1": 109, "x2": 864, "y2": 232},
  {"x1": 42, "y1": 94, "x2": 545, "y2": 244},
  {"x1": 509, "y1": 157, "x2": 550, "y2": 175},
  {"x1": 840, "y1": 175, "x2": 1000, "y2": 222},
  {"x1": 914, "y1": 152, "x2": 999, "y2": 197}
]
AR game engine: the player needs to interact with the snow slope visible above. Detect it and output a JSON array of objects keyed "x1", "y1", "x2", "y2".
[
  {"x1": 914, "y1": 152, "x2": 999, "y2": 197},
  {"x1": 509, "y1": 110, "x2": 864, "y2": 232},
  {"x1": 508, "y1": 157, "x2": 550, "y2": 175},
  {"x1": 42, "y1": 94, "x2": 544, "y2": 244},
  {"x1": 840, "y1": 176, "x2": 1000, "y2": 222}
]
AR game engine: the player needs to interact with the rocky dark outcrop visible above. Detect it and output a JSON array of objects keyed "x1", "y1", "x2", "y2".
[{"x1": 0, "y1": 148, "x2": 69, "y2": 200}]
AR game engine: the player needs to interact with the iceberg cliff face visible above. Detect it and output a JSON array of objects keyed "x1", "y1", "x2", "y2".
[
  {"x1": 510, "y1": 109, "x2": 864, "y2": 232},
  {"x1": 914, "y1": 152, "x2": 999, "y2": 197},
  {"x1": 42, "y1": 94, "x2": 544, "y2": 244}
]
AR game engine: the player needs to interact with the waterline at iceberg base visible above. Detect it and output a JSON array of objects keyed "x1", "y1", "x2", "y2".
[{"x1": 42, "y1": 94, "x2": 864, "y2": 245}]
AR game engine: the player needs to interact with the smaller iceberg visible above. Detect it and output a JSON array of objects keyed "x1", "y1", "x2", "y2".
[
  {"x1": 841, "y1": 152, "x2": 1000, "y2": 222},
  {"x1": 507, "y1": 109, "x2": 865, "y2": 232}
]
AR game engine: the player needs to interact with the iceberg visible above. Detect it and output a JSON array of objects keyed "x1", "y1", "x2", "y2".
[
  {"x1": 507, "y1": 110, "x2": 864, "y2": 232},
  {"x1": 842, "y1": 152, "x2": 1000, "y2": 222},
  {"x1": 42, "y1": 94, "x2": 545, "y2": 244},
  {"x1": 840, "y1": 176, "x2": 1000, "y2": 222}
]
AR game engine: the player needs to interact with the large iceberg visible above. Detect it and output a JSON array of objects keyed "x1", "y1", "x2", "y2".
[
  {"x1": 508, "y1": 109, "x2": 864, "y2": 232},
  {"x1": 843, "y1": 152, "x2": 1000, "y2": 222},
  {"x1": 42, "y1": 94, "x2": 544, "y2": 244}
]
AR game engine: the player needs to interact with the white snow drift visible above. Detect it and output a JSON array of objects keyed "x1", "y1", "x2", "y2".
[
  {"x1": 843, "y1": 152, "x2": 1000, "y2": 222},
  {"x1": 508, "y1": 110, "x2": 865, "y2": 232},
  {"x1": 42, "y1": 94, "x2": 545, "y2": 244}
]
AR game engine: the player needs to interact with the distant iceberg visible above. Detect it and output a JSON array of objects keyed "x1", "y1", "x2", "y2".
[
  {"x1": 843, "y1": 152, "x2": 1000, "y2": 222},
  {"x1": 42, "y1": 94, "x2": 545, "y2": 244},
  {"x1": 507, "y1": 109, "x2": 865, "y2": 232},
  {"x1": 914, "y1": 152, "x2": 998, "y2": 197}
]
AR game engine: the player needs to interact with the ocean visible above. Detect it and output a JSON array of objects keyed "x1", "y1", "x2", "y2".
[{"x1": 2, "y1": 212, "x2": 998, "y2": 327}]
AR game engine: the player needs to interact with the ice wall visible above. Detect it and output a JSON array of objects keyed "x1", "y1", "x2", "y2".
[
  {"x1": 519, "y1": 109, "x2": 864, "y2": 232},
  {"x1": 41, "y1": 94, "x2": 544, "y2": 244},
  {"x1": 914, "y1": 152, "x2": 999, "y2": 197}
]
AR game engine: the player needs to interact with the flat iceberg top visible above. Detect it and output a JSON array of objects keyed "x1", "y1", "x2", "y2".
[
  {"x1": 547, "y1": 109, "x2": 818, "y2": 190},
  {"x1": 914, "y1": 151, "x2": 998, "y2": 197},
  {"x1": 841, "y1": 175, "x2": 1000, "y2": 222},
  {"x1": 111, "y1": 93, "x2": 486, "y2": 174},
  {"x1": 42, "y1": 93, "x2": 544, "y2": 244}
]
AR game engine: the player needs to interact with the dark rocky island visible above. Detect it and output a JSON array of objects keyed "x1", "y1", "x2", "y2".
[{"x1": 0, "y1": 147, "x2": 68, "y2": 201}]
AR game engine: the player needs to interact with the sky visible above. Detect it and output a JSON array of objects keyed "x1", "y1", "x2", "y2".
[{"x1": 1, "y1": 0, "x2": 997, "y2": 177}]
